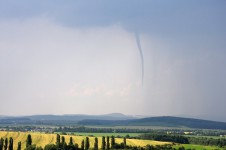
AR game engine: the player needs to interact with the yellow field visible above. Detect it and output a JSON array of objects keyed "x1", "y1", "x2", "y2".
[{"x1": 0, "y1": 131, "x2": 170, "y2": 149}]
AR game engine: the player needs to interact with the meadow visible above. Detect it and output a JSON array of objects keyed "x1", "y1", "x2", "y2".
[
  {"x1": 0, "y1": 131, "x2": 170, "y2": 149},
  {"x1": 173, "y1": 144, "x2": 225, "y2": 150}
]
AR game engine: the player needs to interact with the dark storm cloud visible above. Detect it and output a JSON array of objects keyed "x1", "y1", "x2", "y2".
[{"x1": 1, "y1": 0, "x2": 226, "y2": 36}]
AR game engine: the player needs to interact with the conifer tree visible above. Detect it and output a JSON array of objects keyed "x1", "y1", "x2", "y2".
[
  {"x1": 61, "y1": 136, "x2": 67, "y2": 150},
  {"x1": 81, "y1": 140, "x2": 85, "y2": 150},
  {"x1": 17, "y1": 142, "x2": 21, "y2": 150},
  {"x1": 0, "y1": 138, "x2": 4, "y2": 150},
  {"x1": 85, "y1": 137, "x2": 89, "y2": 150},
  {"x1": 4, "y1": 138, "x2": 8, "y2": 150},
  {"x1": 56, "y1": 134, "x2": 60, "y2": 148},
  {"x1": 106, "y1": 136, "x2": 110, "y2": 150},
  {"x1": 26, "y1": 134, "x2": 32, "y2": 148},
  {"x1": 69, "y1": 137, "x2": 73, "y2": 146},
  {"x1": 111, "y1": 136, "x2": 115, "y2": 149},
  {"x1": 101, "y1": 136, "x2": 106, "y2": 150},
  {"x1": 123, "y1": 137, "x2": 126, "y2": 149},
  {"x1": 8, "y1": 138, "x2": 13, "y2": 150},
  {"x1": 94, "y1": 137, "x2": 98, "y2": 150}
]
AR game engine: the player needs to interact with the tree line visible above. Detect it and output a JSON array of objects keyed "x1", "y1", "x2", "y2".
[
  {"x1": 139, "y1": 133, "x2": 226, "y2": 148},
  {"x1": 139, "y1": 134, "x2": 189, "y2": 144}
]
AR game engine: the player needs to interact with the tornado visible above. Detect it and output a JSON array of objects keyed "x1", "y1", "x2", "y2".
[{"x1": 135, "y1": 32, "x2": 144, "y2": 86}]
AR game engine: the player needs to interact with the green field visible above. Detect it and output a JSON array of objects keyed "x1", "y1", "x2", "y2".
[{"x1": 173, "y1": 144, "x2": 225, "y2": 150}]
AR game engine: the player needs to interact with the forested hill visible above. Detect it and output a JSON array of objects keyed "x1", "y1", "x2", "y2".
[{"x1": 78, "y1": 116, "x2": 226, "y2": 130}]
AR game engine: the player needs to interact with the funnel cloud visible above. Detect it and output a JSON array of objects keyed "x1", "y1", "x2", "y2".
[{"x1": 135, "y1": 32, "x2": 144, "y2": 86}]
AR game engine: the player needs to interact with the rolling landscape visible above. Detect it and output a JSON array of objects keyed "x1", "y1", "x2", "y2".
[
  {"x1": 1, "y1": 114, "x2": 226, "y2": 130},
  {"x1": 1, "y1": 114, "x2": 226, "y2": 149}
]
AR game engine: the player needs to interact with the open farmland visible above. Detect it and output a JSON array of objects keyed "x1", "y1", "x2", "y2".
[{"x1": 0, "y1": 131, "x2": 171, "y2": 149}]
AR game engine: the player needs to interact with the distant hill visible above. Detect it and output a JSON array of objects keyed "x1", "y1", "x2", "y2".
[
  {"x1": 27, "y1": 113, "x2": 134, "y2": 121},
  {"x1": 0, "y1": 113, "x2": 135, "y2": 125},
  {"x1": 1, "y1": 115, "x2": 226, "y2": 130},
  {"x1": 78, "y1": 116, "x2": 226, "y2": 130}
]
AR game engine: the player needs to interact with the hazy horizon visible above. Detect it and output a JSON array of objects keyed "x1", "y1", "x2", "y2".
[
  {"x1": 0, "y1": 1, "x2": 226, "y2": 122},
  {"x1": 1, "y1": 112, "x2": 225, "y2": 123}
]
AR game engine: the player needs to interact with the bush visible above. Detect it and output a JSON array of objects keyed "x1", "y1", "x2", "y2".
[{"x1": 44, "y1": 144, "x2": 57, "y2": 150}]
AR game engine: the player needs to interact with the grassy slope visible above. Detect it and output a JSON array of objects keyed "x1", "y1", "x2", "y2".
[
  {"x1": 173, "y1": 144, "x2": 224, "y2": 150},
  {"x1": 0, "y1": 131, "x2": 170, "y2": 149}
]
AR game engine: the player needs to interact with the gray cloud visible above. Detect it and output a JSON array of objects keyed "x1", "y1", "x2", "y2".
[{"x1": 0, "y1": 1, "x2": 226, "y2": 121}]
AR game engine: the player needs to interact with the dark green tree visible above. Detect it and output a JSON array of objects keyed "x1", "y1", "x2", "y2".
[
  {"x1": 110, "y1": 136, "x2": 115, "y2": 149},
  {"x1": 123, "y1": 137, "x2": 126, "y2": 148},
  {"x1": 44, "y1": 144, "x2": 57, "y2": 150},
  {"x1": 4, "y1": 138, "x2": 8, "y2": 150},
  {"x1": 178, "y1": 146, "x2": 185, "y2": 150},
  {"x1": 106, "y1": 136, "x2": 110, "y2": 150},
  {"x1": 56, "y1": 134, "x2": 60, "y2": 148},
  {"x1": 36, "y1": 146, "x2": 43, "y2": 150},
  {"x1": 0, "y1": 138, "x2": 4, "y2": 150},
  {"x1": 145, "y1": 144, "x2": 154, "y2": 150},
  {"x1": 68, "y1": 137, "x2": 77, "y2": 150},
  {"x1": 17, "y1": 142, "x2": 21, "y2": 150},
  {"x1": 26, "y1": 134, "x2": 32, "y2": 148},
  {"x1": 8, "y1": 137, "x2": 13, "y2": 150},
  {"x1": 74, "y1": 143, "x2": 79, "y2": 150},
  {"x1": 25, "y1": 145, "x2": 36, "y2": 150},
  {"x1": 81, "y1": 140, "x2": 84, "y2": 150},
  {"x1": 101, "y1": 136, "x2": 106, "y2": 150},
  {"x1": 69, "y1": 137, "x2": 73, "y2": 146},
  {"x1": 61, "y1": 136, "x2": 65, "y2": 144},
  {"x1": 85, "y1": 137, "x2": 89, "y2": 150},
  {"x1": 94, "y1": 137, "x2": 98, "y2": 150},
  {"x1": 61, "y1": 136, "x2": 67, "y2": 150}
]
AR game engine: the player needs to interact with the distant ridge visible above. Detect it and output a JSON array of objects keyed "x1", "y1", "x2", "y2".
[
  {"x1": 0, "y1": 113, "x2": 135, "y2": 121},
  {"x1": 1, "y1": 114, "x2": 226, "y2": 130},
  {"x1": 27, "y1": 113, "x2": 135, "y2": 121},
  {"x1": 78, "y1": 116, "x2": 226, "y2": 130}
]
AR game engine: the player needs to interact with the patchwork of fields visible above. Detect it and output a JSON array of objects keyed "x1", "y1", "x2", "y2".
[{"x1": 0, "y1": 131, "x2": 170, "y2": 149}]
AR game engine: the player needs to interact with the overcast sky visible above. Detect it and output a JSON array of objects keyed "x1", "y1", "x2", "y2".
[{"x1": 0, "y1": 0, "x2": 226, "y2": 121}]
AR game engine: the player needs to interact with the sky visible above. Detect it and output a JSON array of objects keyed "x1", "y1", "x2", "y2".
[{"x1": 0, "y1": 0, "x2": 226, "y2": 121}]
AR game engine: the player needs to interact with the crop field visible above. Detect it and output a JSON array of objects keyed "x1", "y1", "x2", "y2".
[{"x1": 0, "y1": 131, "x2": 170, "y2": 149}]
